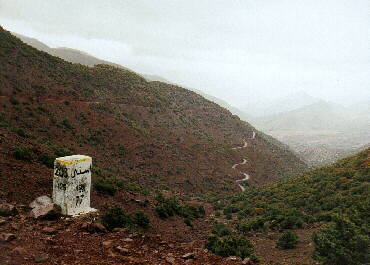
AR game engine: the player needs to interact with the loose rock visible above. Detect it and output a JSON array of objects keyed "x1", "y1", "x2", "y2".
[
  {"x1": 182, "y1": 253, "x2": 195, "y2": 259},
  {"x1": 165, "y1": 256, "x2": 176, "y2": 264},
  {"x1": 12, "y1": 246, "x2": 27, "y2": 255},
  {"x1": 30, "y1": 203, "x2": 61, "y2": 219},
  {"x1": 42, "y1": 227, "x2": 58, "y2": 235},
  {"x1": 0, "y1": 233, "x2": 16, "y2": 242},
  {"x1": 242, "y1": 258, "x2": 252, "y2": 265},
  {"x1": 29, "y1": 196, "x2": 52, "y2": 209},
  {"x1": 115, "y1": 246, "x2": 130, "y2": 255},
  {"x1": 102, "y1": 240, "x2": 114, "y2": 248},
  {"x1": 0, "y1": 203, "x2": 18, "y2": 216},
  {"x1": 33, "y1": 253, "x2": 49, "y2": 263},
  {"x1": 81, "y1": 222, "x2": 107, "y2": 233}
]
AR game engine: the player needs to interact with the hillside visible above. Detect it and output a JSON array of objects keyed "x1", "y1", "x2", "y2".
[
  {"x1": 11, "y1": 32, "x2": 134, "y2": 72},
  {"x1": 0, "y1": 26, "x2": 307, "y2": 202},
  {"x1": 254, "y1": 100, "x2": 370, "y2": 166},
  {"x1": 13, "y1": 31, "x2": 254, "y2": 123},
  {"x1": 0, "y1": 25, "x2": 311, "y2": 265},
  {"x1": 212, "y1": 148, "x2": 370, "y2": 264}
]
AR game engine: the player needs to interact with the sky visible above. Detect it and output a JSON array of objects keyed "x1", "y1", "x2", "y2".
[{"x1": 0, "y1": 0, "x2": 369, "y2": 109}]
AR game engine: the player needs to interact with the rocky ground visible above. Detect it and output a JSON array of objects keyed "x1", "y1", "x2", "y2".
[
  {"x1": 0, "y1": 200, "x2": 318, "y2": 265},
  {"x1": 0, "y1": 202, "x2": 254, "y2": 265}
]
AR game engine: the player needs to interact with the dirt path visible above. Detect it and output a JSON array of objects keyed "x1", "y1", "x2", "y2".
[{"x1": 232, "y1": 131, "x2": 256, "y2": 191}]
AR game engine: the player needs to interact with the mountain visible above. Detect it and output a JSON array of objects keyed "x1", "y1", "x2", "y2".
[
  {"x1": 0, "y1": 26, "x2": 307, "y2": 203},
  {"x1": 253, "y1": 100, "x2": 370, "y2": 166},
  {"x1": 12, "y1": 31, "x2": 253, "y2": 122},
  {"x1": 255, "y1": 100, "x2": 351, "y2": 131},
  {"x1": 11, "y1": 32, "x2": 129, "y2": 69},
  {"x1": 242, "y1": 91, "x2": 319, "y2": 117},
  {"x1": 0, "y1": 25, "x2": 311, "y2": 264}
]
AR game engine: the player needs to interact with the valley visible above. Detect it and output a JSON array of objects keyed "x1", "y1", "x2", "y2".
[{"x1": 0, "y1": 24, "x2": 369, "y2": 265}]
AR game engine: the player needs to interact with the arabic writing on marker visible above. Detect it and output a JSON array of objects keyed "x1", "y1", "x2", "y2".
[{"x1": 71, "y1": 169, "x2": 90, "y2": 178}]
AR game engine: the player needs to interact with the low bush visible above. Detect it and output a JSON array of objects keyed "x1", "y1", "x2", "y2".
[
  {"x1": 184, "y1": 217, "x2": 193, "y2": 227},
  {"x1": 181, "y1": 205, "x2": 205, "y2": 219},
  {"x1": 94, "y1": 178, "x2": 117, "y2": 196},
  {"x1": 206, "y1": 224, "x2": 258, "y2": 261},
  {"x1": 101, "y1": 206, "x2": 133, "y2": 231},
  {"x1": 14, "y1": 147, "x2": 32, "y2": 161},
  {"x1": 237, "y1": 216, "x2": 265, "y2": 232},
  {"x1": 134, "y1": 211, "x2": 150, "y2": 228},
  {"x1": 38, "y1": 154, "x2": 55, "y2": 168},
  {"x1": 54, "y1": 147, "x2": 73, "y2": 157},
  {"x1": 15, "y1": 128, "x2": 28, "y2": 137},
  {"x1": 155, "y1": 193, "x2": 181, "y2": 219},
  {"x1": 212, "y1": 222, "x2": 232, "y2": 237},
  {"x1": 276, "y1": 231, "x2": 299, "y2": 249}
]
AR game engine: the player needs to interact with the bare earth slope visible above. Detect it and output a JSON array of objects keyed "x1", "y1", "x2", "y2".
[{"x1": 0, "y1": 26, "x2": 307, "y2": 204}]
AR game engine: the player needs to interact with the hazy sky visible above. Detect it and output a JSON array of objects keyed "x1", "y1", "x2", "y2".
[{"x1": 0, "y1": 0, "x2": 369, "y2": 108}]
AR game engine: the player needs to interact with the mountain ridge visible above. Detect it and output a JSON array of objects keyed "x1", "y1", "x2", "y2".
[{"x1": 0, "y1": 26, "x2": 307, "y2": 203}]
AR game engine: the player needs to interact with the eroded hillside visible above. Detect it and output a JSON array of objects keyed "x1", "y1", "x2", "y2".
[{"x1": 0, "y1": 26, "x2": 307, "y2": 203}]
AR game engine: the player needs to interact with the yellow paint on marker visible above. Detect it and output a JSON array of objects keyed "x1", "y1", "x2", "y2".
[{"x1": 55, "y1": 155, "x2": 92, "y2": 165}]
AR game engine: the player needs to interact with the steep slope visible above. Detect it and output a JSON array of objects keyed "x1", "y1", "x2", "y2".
[{"x1": 0, "y1": 27, "x2": 307, "y2": 204}]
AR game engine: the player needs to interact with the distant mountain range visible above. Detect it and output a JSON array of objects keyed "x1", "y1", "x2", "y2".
[
  {"x1": 242, "y1": 91, "x2": 319, "y2": 117},
  {"x1": 253, "y1": 100, "x2": 370, "y2": 166}
]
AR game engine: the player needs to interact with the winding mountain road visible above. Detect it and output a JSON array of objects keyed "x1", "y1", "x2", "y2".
[
  {"x1": 232, "y1": 130, "x2": 256, "y2": 191},
  {"x1": 232, "y1": 159, "x2": 247, "y2": 169}
]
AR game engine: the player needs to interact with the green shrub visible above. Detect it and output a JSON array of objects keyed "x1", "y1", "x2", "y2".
[
  {"x1": 15, "y1": 128, "x2": 28, "y2": 137},
  {"x1": 277, "y1": 231, "x2": 299, "y2": 249},
  {"x1": 54, "y1": 147, "x2": 73, "y2": 157},
  {"x1": 61, "y1": 118, "x2": 73, "y2": 130},
  {"x1": 101, "y1": 206, "x2": 133, "y2": 231},
  {"x1": 184, "y1": 217, "x2": 193, "y2": 227},
  {"x1": 134, "y1": 211, "x2": 150, "y2": 228},
  {"x1": 14, "y1": 147, "x2": 32, "y2": 161},
  {"x1": 155, "y1": 193, "x2": 181, "y2": 219},
  {"x1": 9, "y1": 96, "x2": 19, "y2": 105},
  {"x1": 94, "y1": 178, "x2": 117, "y2": 196},
  {"x1": 312, "y1": 214, "x2": 370, "y2": 265},
  {"x1": 206, "y1": 232, "x2": 257, "y2": 260},
  {"x1": 212, "y1": 222, "x2": 232, "y2": 237},
  {"x1": 237, "y1": 216, "x2": 265, "y2": 232},
  {"x1": 180, "y1": 205, "x2": 205, "y2": 219},
  {"x1": 118, "y1": 144, "x2": 125, "y2": 154},
  {"x1": 38, "y1": 154, "x2": 55, "y2": 168}
]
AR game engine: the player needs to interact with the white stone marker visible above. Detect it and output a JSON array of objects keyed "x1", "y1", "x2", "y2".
[{"x1": 52, "y1": 155, "x2": 95, "y2": 216}]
